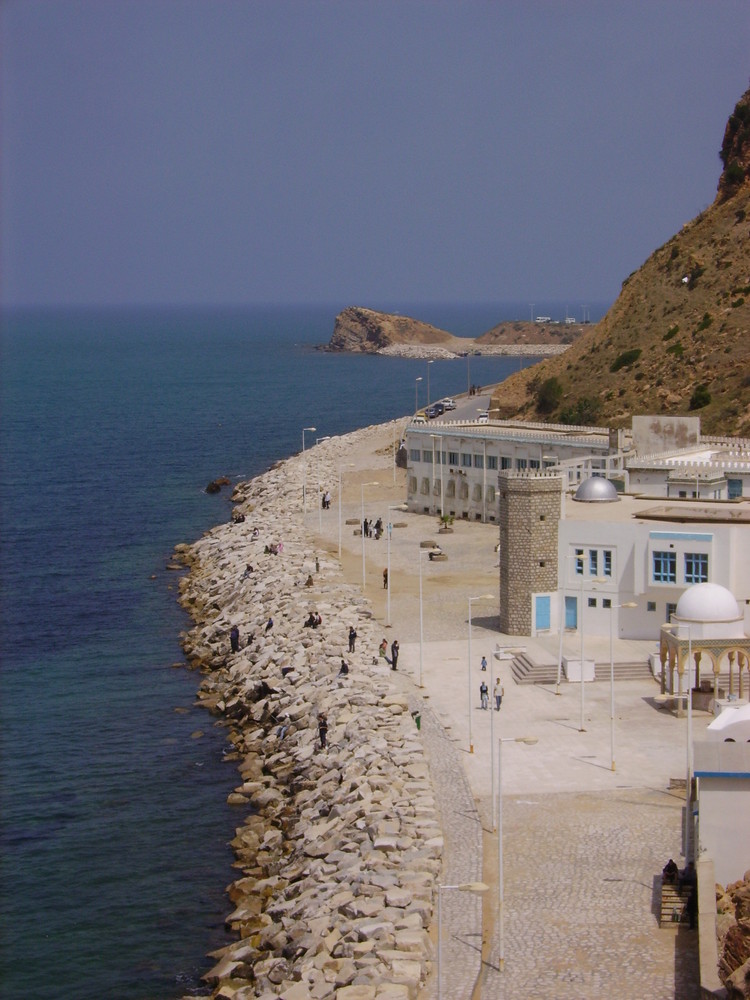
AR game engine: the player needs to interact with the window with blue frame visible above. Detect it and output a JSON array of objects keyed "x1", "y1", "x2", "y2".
[
  {"x1": 728, "y1": 478, "x2": 742, "y2": 499},
  {"x1": 603, "y1": 550, "x2": 612, "y2": 577},
  {"x1": 684, "y1": 552, "x2": 708, "y2": 583},
  {"x1": 589, "y1": 550, "x2": 598, "y2": 575},
  {"x1": 575, "y1": 548, "x2": 583, "y2": 575},
  {"x1": 653, "y1": 550, "x2": 676, "y2": 583}
]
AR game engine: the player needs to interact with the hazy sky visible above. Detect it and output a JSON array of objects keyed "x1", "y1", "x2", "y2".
[{"x1": 1, "y1": 1, "x2": 748, "y2": 309}]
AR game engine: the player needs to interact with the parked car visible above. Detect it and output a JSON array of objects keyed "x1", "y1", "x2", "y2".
[
  {"x1": 443, "y1": 398, "x2": 456, "y2": 410},
  {"x1": 426, "y1": 402, "x2": 445, "y2": 418},
  {"x1": 412, "y1": 412, "x2": 427, "y2": 424},
  {"x1": 477, "y1": 410, "x2": 489, "y2": 424}
]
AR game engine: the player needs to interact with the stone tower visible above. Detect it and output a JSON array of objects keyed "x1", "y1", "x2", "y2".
[{"x1": 498, "y1": 472, "x2": 562, "y2": 635}]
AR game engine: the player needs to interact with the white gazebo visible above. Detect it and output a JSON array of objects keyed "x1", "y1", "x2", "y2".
[{"x1": 659, "y1": 583, "x2": 750, "y2": 713}]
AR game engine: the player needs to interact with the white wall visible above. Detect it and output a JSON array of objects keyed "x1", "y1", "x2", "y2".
[{"x1": 698, "y1": 776, "x2": 750, "y2": 887}]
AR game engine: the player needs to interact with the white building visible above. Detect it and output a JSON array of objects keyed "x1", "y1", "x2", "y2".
[{"x1": 404, "y1": 412, "x2": 750, "y2": 641}]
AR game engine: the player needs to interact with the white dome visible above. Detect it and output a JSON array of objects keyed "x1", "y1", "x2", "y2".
[
  {"x1": 573, "y1": 477, "x2": 619, "y2": 502},
  {"x1": 675, "y1": 583, "x2": 741, "y2": 623}
]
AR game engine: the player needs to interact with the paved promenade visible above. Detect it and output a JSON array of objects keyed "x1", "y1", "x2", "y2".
[{"x1": 307, "y1": 426, "x2": 704, "y2": 998}]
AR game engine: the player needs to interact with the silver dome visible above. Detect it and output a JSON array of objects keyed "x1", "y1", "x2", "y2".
[{"x1": 573, "y1": 477, "x2": 619, "y2": 502}]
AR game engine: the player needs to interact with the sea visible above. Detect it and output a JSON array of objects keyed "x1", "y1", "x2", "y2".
[{"x1": 0, "y1": 301, "x2": 608, "y2": 1000}]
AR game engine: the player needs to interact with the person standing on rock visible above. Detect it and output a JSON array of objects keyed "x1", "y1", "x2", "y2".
[
  {"x1": 230, "y1": 625, "x2": 240, "y2": 653},
  {"x1": 318, "y1": 713, "x2": 328, "y2": 749},
  {"x1": 391, "y1": 640, "x2": 399, "y2": 670},
  {"x1": 348, "y1": 626, "x2": 357, "y2": 653},
  {"x1": 493, "y1": 678, "x2": 504, "y2": 711},
  {"x1": 479, "y1": 680, "x2": 489, "y2": 710}
]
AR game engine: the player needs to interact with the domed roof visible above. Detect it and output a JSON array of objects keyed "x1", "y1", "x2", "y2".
[
  {"x1": 675, "y1": 583, "x2": 741, "y2": 623},
  {"x1": 572, "y1": 477, "x2": 619, "y2": 503}
]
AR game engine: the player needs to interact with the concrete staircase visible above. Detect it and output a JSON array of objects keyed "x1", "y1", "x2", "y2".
[
  {"x1": 510, "y1": 653, "x2": 653, "y2": 685},
  {"x1": 659, "y1": 881, "x2": 691, "y2": 927}
]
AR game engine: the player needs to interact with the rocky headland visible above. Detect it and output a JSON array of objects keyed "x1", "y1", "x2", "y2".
[
  {"x1": 325, "y1": 306, "x2": 575, "y2": 359},
  {"x1": 175, "y1": 421, "x2": 440, "y2": 1000}
]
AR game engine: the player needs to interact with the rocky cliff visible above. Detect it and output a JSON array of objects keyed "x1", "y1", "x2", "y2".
[
  {"x1": 326, "y1": 306, "x2": 456, "y2": 353},
  {"x1": 489, "y1": 86, "x2": 750, "y2": 437}
]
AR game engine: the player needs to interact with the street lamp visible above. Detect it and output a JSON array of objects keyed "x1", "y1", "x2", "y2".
[
  {"x1": 418, "y1": 547, "x2": 432, "y2": 687},
  {"x1": 415, "y1": 376, "x2": 422, "y2": 414},
  {"x1": 431, "y1": 433, "x2": 444, "y2": 518},
  {"x1": 337, "y1": 462, "x2": 354, "y2": 560},
  {"x1": 315, "y1": 434, "x2": 331, "y2": 535},
  {"x1": 302, "y1": 426, "x2": 316, "y2": 517},
  {"x1": 360, "y1": 481, "x2": 379, "y2": 589},
  {"x1": 468, "y1": 594, "x2": 494, "y2": 754},
  {"x1": 427, "y1": 359, "x2": 434, "y2": 407},
  {"x1": 673, "y1": 621, "x2": 694, "y2": 859},
  {"x1": 606, "y1": 599, "x2": 637, "y2": 772},
  {"x1": 497, "y1": 736, "x2": 538, "y2": 972},
  {"x1": 437, "y1": 882, "x2": 489, "y2": 1000},
  {"x1": 386, "y1": 503, "x2": 407, "y2": 628}
]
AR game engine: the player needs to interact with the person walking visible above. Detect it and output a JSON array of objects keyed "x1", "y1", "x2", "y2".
[
  {"x1": 348, "y1": 626, "x2": 357, "y2": 653},
  {"x1": 480, "y1": 680, "x2": 489, "y2": 710},
  {"x1": 481, "y1": 655, "x2": 488, "y2": 672},
  {"x1": 318, "y1": 713, "x2": 328, "y2": 749},
  {"x1": 390, "y1": 640, "x2": 399, "y2": 671},
  {"x1": 493, "y1": 678, "x2": 504, "y2": 711},
  {"x1": 383, "y1": 567, "x2": 388, "y2": 589}
]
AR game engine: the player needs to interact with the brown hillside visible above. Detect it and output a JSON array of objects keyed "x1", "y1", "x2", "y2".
[
  {"x1": 476, "y1": 320, "x2": 587, "y2": 347},
  {"x1": 491, "y1": 87, "x2": 750, "y2": 437}
]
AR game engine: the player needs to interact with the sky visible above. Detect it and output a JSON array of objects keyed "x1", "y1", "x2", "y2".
[{"x1": 1, "y1": 1, "x2": 748, "y2": 310}]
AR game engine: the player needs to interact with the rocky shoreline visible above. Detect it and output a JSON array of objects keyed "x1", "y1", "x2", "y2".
[
  {"x1": 175, "y1": 422, "x2": 440, "y2": 1000},
  {"x1": 375, "y1": 342, "x2": 568, "y2": 359}
]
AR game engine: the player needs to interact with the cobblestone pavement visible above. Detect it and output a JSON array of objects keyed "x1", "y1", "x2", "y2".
[
  {"x1": 308, "y1": 430, "x2": 703, "y2": 999},
  {"x1": 409, "y1": 696, "x2": 485, "y2": 999},
  {"x1": 480, "y1": 789, "x2": 699, "y2": 999}
]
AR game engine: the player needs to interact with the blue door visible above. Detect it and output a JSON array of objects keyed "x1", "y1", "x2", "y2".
[
  {"x1": 565, "y1": 596, "x2": 578, "y2": 629},
  {"x1": 535, "y1": 595, "x2": 551, "y2": 631}
]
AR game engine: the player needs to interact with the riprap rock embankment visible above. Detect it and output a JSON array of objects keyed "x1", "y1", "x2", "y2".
[{"x1": 176, "y1": 422, "x2": 440, "y2": 1000}]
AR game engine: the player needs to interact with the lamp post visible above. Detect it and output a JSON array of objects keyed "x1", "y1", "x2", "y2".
[
  {"x1": 415, "y1": 376, "x2": 422, "y2": 414},
  {"x1": 427, "y1": 359, "x2": 434, "y2": 407},
  {"x1": 314, "y1": 436, "x2": 331, "y2": 533},
  {"x1": 674, "y1": 621, "x2": 694, "y2": 858},
  {"x1": 497, "y1": 736, "x2": 538, "y2": 972},
  {"x1": 468, "y1": 594, "x2": 494, "y2": 754},
  {"x1": 606, "y1": 599, "x2": 637, "y2": 771},
  {"x1": 302, "y1": 426, "x2": 316, "y2": 517},
  {"x1": 385, "y1": 503, "x2": 407, "y2": 628},
  {"x1": 338, "y1": 462, "x2": 354, "y2": 560},
  {"x1": 431, "y1": 433, "x2": 444, "y2": 518},
  {"x1": 418, "y1": 547, "x2": 431, "y2": 687},
  {"x1": 437, "y1": 881, "x2": 489, "y2": 1000},
  {"x1": 360, "y1": 481, "x2": 379, "y2": 589}
]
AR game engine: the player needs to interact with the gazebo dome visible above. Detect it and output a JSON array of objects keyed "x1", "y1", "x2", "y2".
[
  {"x1": 675, "y1": 583, "x2": 741, "y2": 624},
  {"x1": 572, "y1": 477, "x2": 619, "y2": 503}
]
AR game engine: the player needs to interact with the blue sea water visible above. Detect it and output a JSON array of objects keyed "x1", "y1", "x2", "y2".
[{"x1": 0, "y1": 301, "x2": 608, "y2": 999}]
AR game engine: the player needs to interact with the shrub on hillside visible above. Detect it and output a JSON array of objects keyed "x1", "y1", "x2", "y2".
[
  {"x1": 535, "y1": 377, "x2": 563, "y2": 413},
  {"x1": 689, "y1": 384, "x2": 712, "y2": 410},
  {"x1": 610, "y1": 348, "x2": 642, "y2": 372}
]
